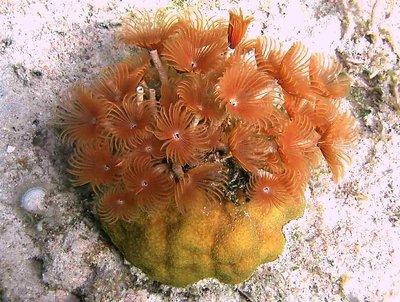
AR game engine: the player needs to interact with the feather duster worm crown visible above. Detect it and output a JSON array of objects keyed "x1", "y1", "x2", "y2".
[{"x1": 57, "y1": 8, "x2": 357, "y2": 286}]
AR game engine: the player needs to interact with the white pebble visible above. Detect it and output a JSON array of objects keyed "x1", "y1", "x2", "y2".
[
  {"x1": 6, "y1": 145, "x2": 15, "y2": 153},
  {"x1": 21, "y1": 187, "x2": 47, "y2": 214}
]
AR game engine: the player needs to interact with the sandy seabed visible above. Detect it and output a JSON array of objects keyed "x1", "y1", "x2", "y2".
[{"x1": 1, "y1": 0, "x2": 400, "y2": 301}]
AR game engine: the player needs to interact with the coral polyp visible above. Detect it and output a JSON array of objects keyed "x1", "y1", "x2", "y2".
[{"x1": 57, "y1": 8, "x2": 357, "y2": 287}]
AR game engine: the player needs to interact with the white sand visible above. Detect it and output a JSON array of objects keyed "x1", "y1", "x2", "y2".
[{"x1": 1, "y1": 0, "x2": 399, "y2": 301}]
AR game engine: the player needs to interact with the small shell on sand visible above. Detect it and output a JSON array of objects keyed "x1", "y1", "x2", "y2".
[{"x1": 21, "y1": 187, "x2": 47, "y2": 214}]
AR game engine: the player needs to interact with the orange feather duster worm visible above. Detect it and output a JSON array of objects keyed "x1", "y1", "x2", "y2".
[
  {"x1": 174, "y1": 163, "x2": 227, "y2": 213},
  {"x1": 118, "y1": 10, "x2": 179, "y2": 52},
  {"x1": 67, "y1": 142, "x2": 121, "y2": 190},
  {"x1": 310, "y1": 53, "x2": 352, "y2": 99},
  {"x1": 277, "y1": 115, "x2": 322, "y2": 175},
  {"x1": 58, "y1": 84, "x2": 108, "y2": 146},
  {"x1": 97, "y1": 187, "x2": 138, "y2": 224},
  {"x1": 162, "y1": 13, "x2": 228, "y2": 73},
  {"x1": 248, "y1": 171, "x2": 294, "y2": 211},
  {"x1": 153, "y1": 102, "x2": 209, "y2": 165},
  {"x1": 93, "y1": 62, "x2": 148, "y2": 106},
  {"x1": 127, "y1": 133, "x2": 165, "y2": 162},
  {"x1": 105, "y1": 95, "x2": 156, "y2": 150},
  {"x1": 123, "y1": 158, "x2": 174, "y2": 212},
  {"x1": 318, "y1": 113, "x2": 358, "y2": 182},
  {"x1": 228, "y1": 124, "x2": 270, "y2": 172},
  {"x1": 177, "y1": 73, "x2": 225, "y2": 122},
  {"x1": 58, "y1": 8, "x2": 357, "y2": 223},
  {"x1": 217, "y1": 60, "x2": 282, "y2": 126},
  {"x1": 255, "y1": 36, "x2": 284, "y2": 79},
  {"x1": 228, "y1": 9, "x2": 253, "y2": 49},
  {"x1": 277, "y1": 42, "x2": 313, "y2": 99}
]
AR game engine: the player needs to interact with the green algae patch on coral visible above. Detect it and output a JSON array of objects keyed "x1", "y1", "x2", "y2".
[{"x1": 102, "y1": 198, "x2": 305, "y2": 287}]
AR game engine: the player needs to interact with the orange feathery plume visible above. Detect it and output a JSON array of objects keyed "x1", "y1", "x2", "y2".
[
  {"x1": 130, "y1": 133, "x2": 165, "y2": 161},
  {"x1": 159, "y1": 72, "x2": 182, "y2": 108},
  {"x1": 177, "y1": 73, "x2": 224, "y2": 122},
  {"x1": 119, "y1": 133, "x2": 166, "y2": 173},
  {"x1": 97, "y1": 187, "x2": 138, "y2": 224},
  {"x1": 228, "y1": 124, "x2": 270, "y2": 172},
  {"x1": 265, "y1": 152, "x2": 284, "y2": 173},
  {"x1": 248, "y1": 171, "x2": 294, "y2": 212},
  {"x1": 175, "y1": 163, "x2": 227, "y2": 213},
  {"x1": 258, "y1": 103, "x2": 289, "y2": 136},
  {"x1": 277, "y1": 42, "x2": 312, "y2": 99},
  {"x1": 310, "y1": 53, "x2": 351, "y2": 99},
  {"x1": 255, "y1": 36, "x2": 284, "y2": 78},
  {"x1": 93, "y1": 62, "x2": 147, "y2": 105},
  {"x1": 218, "y1": 60, "x2": 282, "y2": 126},
  {"x1": 206, "y1": 124, "x2": 226, "y2": 151},
  {"x1": 280, "y1": 168, "x2": 309, "y2": 201},
  {"x1": 224, "y1": 40, "x2": 256, "y2": 70},
  {"x1": 205, "y1": 54, "x2": 227, "y2": 82},
  {"x1": 123, "y1": 158, "x2": 174, "y2": 211},
  {"x1": 313, "y1": 99, "x2": 340, "y2": 134},
  {"x1": 318, "y1": 113, "x2": 358, "y2": 183},
  {"x1": 57, "y1": 84, "x2": 107, "y2": 146},
  {"x1": 283, "y1": 92, "x2": 314, "y2": 120},
  {"x1": 277, "y1": 116, "x2": 321, "y2": 173},
  {"x1": 162, "y1": 13, "x2": 228, "y2": 73},
  {"x1": 153, "y1": 102, "x2": 208, "y2": 165},
  {"x1": 118, "y1": 10, "x2": 179, "y2": 52},
  {"x1": 227, "y1": 9, "x2": 253, "y2": 49},
  {"x1": 105, "y1": 95, "x2": 156, "y2": 150},
  {"x1": 120, "y1": 51, "x2": 151, "y2": 73},
  {"x1": 68, "y1": 141, "x2": 121, "y2": 189}
]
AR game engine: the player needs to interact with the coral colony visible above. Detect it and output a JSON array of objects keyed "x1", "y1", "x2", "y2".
[{"x1": 57, "y1": 9, "x2": 357, "y2": 286}]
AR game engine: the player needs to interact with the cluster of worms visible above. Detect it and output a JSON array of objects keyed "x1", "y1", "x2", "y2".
[{"x1": 57, "y1": 9, "x2": 357, "y2": 224}]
